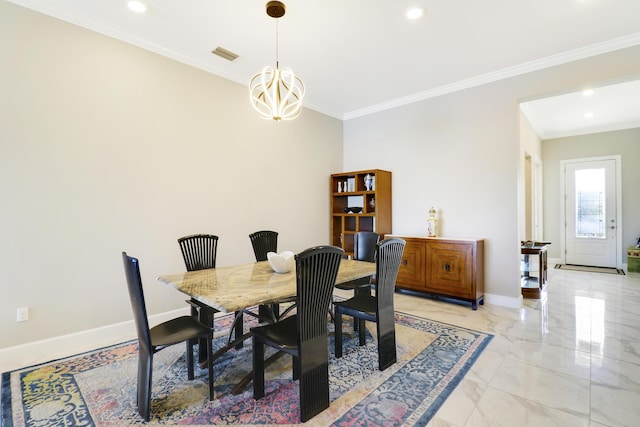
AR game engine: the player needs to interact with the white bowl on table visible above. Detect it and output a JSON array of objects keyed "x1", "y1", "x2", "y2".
[{"x1": 267, "y1": 251, "x2": 295, "y2": 273}]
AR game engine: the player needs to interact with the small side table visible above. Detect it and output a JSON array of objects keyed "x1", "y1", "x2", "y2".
[{"x1": 521, "y1": 242, "x2": 550, "y2": 299}]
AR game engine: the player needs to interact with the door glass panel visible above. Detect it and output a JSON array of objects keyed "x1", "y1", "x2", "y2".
[{"x1": 575, "y1": 168, "x2": 605, "y2": 238}]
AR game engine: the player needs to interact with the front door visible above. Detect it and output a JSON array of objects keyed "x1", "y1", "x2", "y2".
[{"x1": 563, "y1": 157, "x2": 619, "y2": 267}]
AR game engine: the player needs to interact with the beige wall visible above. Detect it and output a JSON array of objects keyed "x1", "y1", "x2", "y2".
[
  {"x1": 542, "y1": 128, "x2": 640, "y2": 261},
  {"x1": 3, "y1": 0, "x2": 640, "y2": 352},
  {"x1": 0, "y1": 2, "x2": 343, "y2": 348},
  {"x1": 344, "y1": 48, "x2": 640, "y2": 305}
]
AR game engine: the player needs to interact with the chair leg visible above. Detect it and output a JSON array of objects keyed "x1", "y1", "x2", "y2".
[
  {"x1": 258, "y1": 304, "x2": 277, "y2": 322},
  {"x1": 298, "y1": 359, "x2": 329, "y2": 422},
  {"x1": 197, "y1": 305, "x2": 214, "y2": 364},
  {"x1": 206, "y1": 330, "x2": 214, "y2": 400},
  {"x1": 138, "y1": 350, "x2": 153, "y2": 422},
  {"x1": 334, "y1": 308, "x2": 343, "y2": 358},
  {"x1": 271, "y1": 303, "x2": 280, "y2": 319},
  {"x1": 186, "y1": 339, "x2": 195, "y2": 380},
  {"x1": 292, "y1": 355, "x2": 300, "y2": 380},
  {"x1": 358, "y1": 319, "x2": 366, "y2": 346},
  {"x1": 234, "y1": 311, "x2": 244, "y2": 349},
  {"x1": 136, "y1": 357, "x2": 141, "y2": 406},
  {"x1": 377, "y1": 309, "x2": 397, "y2": 371},
  {"x1": 252, "y1": 336, "x2": 265, "y2": 400}
]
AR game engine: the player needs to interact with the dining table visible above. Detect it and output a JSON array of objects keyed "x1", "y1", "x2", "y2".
[{"x1": 157, "y1": 258, "x2": 376, "y2": 393}]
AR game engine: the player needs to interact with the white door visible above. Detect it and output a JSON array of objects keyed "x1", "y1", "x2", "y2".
[{"x1": 563, "y1": 158, "x2": 618, "y2": 267}]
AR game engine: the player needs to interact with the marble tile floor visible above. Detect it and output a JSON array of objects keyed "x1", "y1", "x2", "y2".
[{"x1": 351, "y1": 268, "x2": 640, "y2": 427}]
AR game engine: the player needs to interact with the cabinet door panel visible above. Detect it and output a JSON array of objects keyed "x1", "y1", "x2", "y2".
[
  {"x1": 396, "y1": 240, "x2": 426, "y2": 288},
  {"x1": 426, "y1": 243, "x2": 473, "y2": 297}
]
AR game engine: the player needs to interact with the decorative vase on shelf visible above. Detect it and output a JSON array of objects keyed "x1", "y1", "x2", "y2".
[
  {"x1": 427, "y1": 207, "x2": 438, "y2": 237},
  {"x1": 369, "y1": 197, "x2": 375, "y2": 211},
  {"x1": 364, "y1": 174, "x2": 373, "y2": 191}
]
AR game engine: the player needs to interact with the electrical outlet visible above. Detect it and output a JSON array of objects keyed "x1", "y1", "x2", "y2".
[{"x1": 17, "y1": 307, "x2": 29, "y2": 322}]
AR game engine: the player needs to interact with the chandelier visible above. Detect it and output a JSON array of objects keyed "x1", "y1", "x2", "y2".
[{"x1": 249, "y1": 1, "x2": 305, "y2": 121}]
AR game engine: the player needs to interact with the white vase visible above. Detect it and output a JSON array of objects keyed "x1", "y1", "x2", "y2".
[{"x1": 364, "y1": 174, "x2": 373, "y2": 191}]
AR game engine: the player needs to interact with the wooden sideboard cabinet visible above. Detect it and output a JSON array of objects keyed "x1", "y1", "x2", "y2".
[{"x1": 387, "y1": 236, "x2": 485, "y2": 310}]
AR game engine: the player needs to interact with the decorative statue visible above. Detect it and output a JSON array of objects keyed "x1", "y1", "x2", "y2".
[
  {"x1": 364, "y1": 174, "x2": 373, "y2": 191},
  {"x1": 427, "y1": 207, "x2": 438, "y2": 237}
]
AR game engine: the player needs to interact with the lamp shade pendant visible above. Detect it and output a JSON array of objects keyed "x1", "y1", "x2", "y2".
[
  {"x1": 249, "y1": 1, "x2": 305, "y2": 121},
  {"x1": 250, "y1": 66, "x2": 304, "y2": 121}
]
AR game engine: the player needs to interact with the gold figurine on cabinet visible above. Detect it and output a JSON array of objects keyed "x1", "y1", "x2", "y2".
[{"x1": 427, "y1": 207, "x2": 438, "y2": 237}]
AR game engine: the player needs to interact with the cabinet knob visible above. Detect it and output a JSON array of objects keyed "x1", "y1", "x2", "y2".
[{"x1": 401, "y1": 259, "x2": 408, "y2": 266}]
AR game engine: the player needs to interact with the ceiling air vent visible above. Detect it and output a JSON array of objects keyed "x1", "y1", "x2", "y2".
[{"x1": 211, "y1": 47, "x2": 239, "y2": 62}]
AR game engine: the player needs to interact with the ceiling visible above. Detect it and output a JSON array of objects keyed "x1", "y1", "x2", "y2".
[
  {"x1": 520, "y1": 79, "x2": 640, "y2": 139},
  {"x1": 8, "y1": 0, "x2": 640, "y2": 136}
]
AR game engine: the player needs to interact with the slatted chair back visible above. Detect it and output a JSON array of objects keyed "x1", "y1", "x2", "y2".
[
  {"x1": 375, "y1": 238, "x2": 406, "y2": 311},
  {"x1": 249, "y1": 230, "x2": 278, "y2": 261},
  {"x1": 178, "y1": 234, "x2": 218, "y2": 271},
  {"x1": 295, "y1": 245, "x2": 344, "y2": 345}
]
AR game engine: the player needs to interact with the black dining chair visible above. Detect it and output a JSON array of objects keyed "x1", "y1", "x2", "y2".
[
  {"x1": 335, "y1": 231, "x2": 379, "y2": 295},
  {"x1": 122, "y1": 252, "x2": 213, "y2": 422},
  {"x1": 334, "y1": 231, "x2": 379, "y2": 330},
  {"x1": 249, "y1": 230, "x2": 296, "y2": 321},
  {"x1": 249, "y1": 230, "x2": 278, "y2": 262},
  {"x1": 251, "y1": 245, "x2": 344, "y2": 422},
  {"x1": 334, "y1": 238, "x2": 405, "y2": 371},
  {"x1": 178, "y1": 234, "x2": 219, "y2": 272},
  {"x1": 178, "y1": 234, "x2": 221, "y2": 357}
]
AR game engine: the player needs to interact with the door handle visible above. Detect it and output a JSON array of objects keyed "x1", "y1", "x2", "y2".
[{"x1": 610, "y1": 226, "x2": 616, "y2": 229}]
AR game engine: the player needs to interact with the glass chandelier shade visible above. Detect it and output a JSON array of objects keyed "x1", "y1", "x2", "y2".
[{"x1": 249, "y1": 1, "x2": 304, "y2": 121}]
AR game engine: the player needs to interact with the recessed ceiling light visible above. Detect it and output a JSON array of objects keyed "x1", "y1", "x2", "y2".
[
  {"x1": 582, "y1": 89, "x2": 594, "y2": 96},
  {"x1": 127, "y1": 1, "x2": 146, "y2": 13},
  {"x1": 406, "y1": 7, "x2": 424, "y2": 20},
  {"x1": 584, "y1": 112, "x2": 594, "y2": 118}
]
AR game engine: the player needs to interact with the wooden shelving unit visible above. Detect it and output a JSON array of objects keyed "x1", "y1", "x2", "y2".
[{"x1": 330, "y1": 169, "x2": 392, "y2": 258}]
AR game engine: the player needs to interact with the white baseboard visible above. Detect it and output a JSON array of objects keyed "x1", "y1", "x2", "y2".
[{"x1": 0, "y1": 308, "x2": 189, "y2": 373}]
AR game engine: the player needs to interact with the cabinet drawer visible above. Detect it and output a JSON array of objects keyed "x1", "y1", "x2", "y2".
[
  {"x1": 426, "y1": 242, "x2": 473, "y2": 297},
  {"x1": 397, "y1": 240, "x2": 426, "y2": 287}
]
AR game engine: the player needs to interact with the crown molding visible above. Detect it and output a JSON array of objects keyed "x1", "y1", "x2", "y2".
[{"x1": 343, "y1": 32, "x2": 640, "y2": 121}]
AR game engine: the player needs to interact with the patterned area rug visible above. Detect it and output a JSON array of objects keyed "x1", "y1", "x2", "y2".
[
  {"x1": 2, "y1": 311, "x2": 492, "y2": 426},
  {"x1": 554, "y1": 264, "x2": 625, "y2": 275}
]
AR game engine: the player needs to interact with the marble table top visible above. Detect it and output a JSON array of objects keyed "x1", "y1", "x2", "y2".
[{"x1": 158, "y1": 259, "x2": 376, "y2": 313}]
